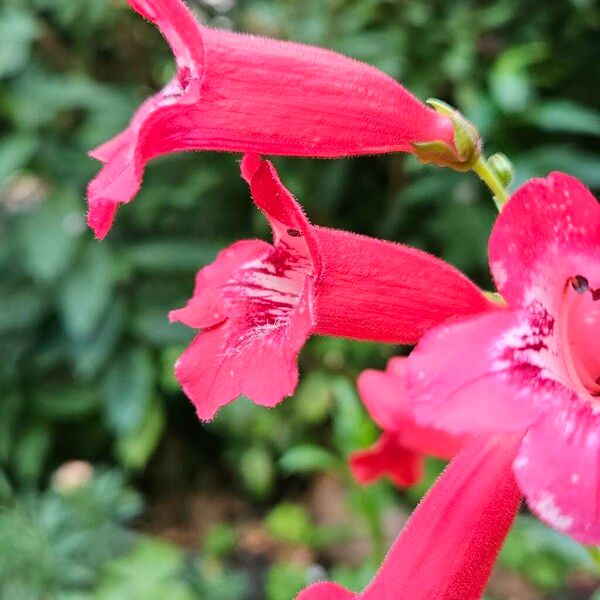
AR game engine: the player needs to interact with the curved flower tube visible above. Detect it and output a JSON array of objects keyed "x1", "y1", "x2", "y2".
[
  {"x1": 298, "y1": 435, "x2": 522, "y2": 600},
  {"x1": 407, "y1": 172, "x2": 600, "y2": 543},
  {"x1": 350, "y1": 357, "x2": 467, "y2": 488},
  {"x1": 170, "y1": 155, "x2": 493, "y2": 420},
  {"x1": 87, "y1": 0, "x2": 456, "y2": 239}
]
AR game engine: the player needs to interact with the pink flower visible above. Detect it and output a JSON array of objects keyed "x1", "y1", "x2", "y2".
[
  {"x1": 87, "y1": 0, "x2": 457, "y2": 239},
  {"x1": 350, "y1": 358, "x2": 466, "y2": 488},
  {"x1": 407, "y1": 172, "x2": 600, "y2": 543},
  {"x1": 298, "y1": 435, "x2": 522, "y2": 600},
  {"x1": 170, "y1": 155, "x2": 492, "y2": 420}
]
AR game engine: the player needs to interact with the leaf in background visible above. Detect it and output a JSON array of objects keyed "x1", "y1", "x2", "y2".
[
  {"x1": 513, "y1": 145, "x2": 600, "y2": 188},
  {"x1": 500, "y1": 515, "x2": 595, "y2": 590},
  {"x1": 291, "y1": 371, "x2": 334, "y2": 425},
  {"x1": 279, "y1": 445, "x2": 338, "y2": 475},
  {"x1": 239, "y1": 445, "x2": 274, "y2": 500},
  {"x1": 96, "y1": 536, "x2": 194, "y2": 600},
  {"x1": 73, "y1": 297, "x2": 126, "y2": 379},
  {"x1": 0, "y1": 134, "x2": 38, "y2": 189},
  {"x1": 0, "y1": 7, "x2": 38, "y2": 79},
  {"x1": 0, "y1": 393, "x2": 21, "y2": 464},
  {"x1": 34, "y1": 384, "x2": 99, "y2": 422},
  {"x1": 265, "y1": 562, "x2": 308, "y2": 600},
  {"x1": 0, "y1": 286, "x2": 47, "y2": 334},
  {"x1": 11, "y1": 69, "x2": 133, "y2": 130},
  {"x1": 131, "y1": 308, "x2": 194, "y2": 346},
  {"x1": 12, "y1": 423, "x2": 51, "y2": 487},
  {"x1": 18, "y1": 191, "x2": 83, "y2": 283},
  {"x1": 58, "y1": 242, "x2": 114, "y2": 341},
  {"x1": 525, "y1": 100, "x2": 600, "y2": 137},
  {"x1": 266, "y1": 503, "x2": 313, "y2": 545},
  {"x1": 123, "y1": 240, "x2": 221, "y2": 274},
  {"x1": 116, "y1": 398, "x2": 166, "y2": 470},
  {"x1": 332, "y1": 377, "x2": 377, "y2": 457},
  {"x1": 489, "y1": 42, "x2": 548, "y2": 113},
  {"x1": 102, "y1": 347, "x2": 154, "y2": 435}
]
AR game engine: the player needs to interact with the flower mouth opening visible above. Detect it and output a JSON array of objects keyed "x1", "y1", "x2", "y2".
[{"x1": 563, "y1": 274, "x2": 600, "y2": 397}]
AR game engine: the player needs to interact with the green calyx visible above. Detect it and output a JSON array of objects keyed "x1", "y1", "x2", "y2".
[
  {"x1": 487, "y1": 152, "x2": 514, "y2": 188},
  {"x1": 412, "y1": 99, "x2": 482, "y2": 172}
]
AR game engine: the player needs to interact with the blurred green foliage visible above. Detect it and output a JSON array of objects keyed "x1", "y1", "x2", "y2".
[{"x1": 0, "y1": 0, "x2": 599, "y2": 598}]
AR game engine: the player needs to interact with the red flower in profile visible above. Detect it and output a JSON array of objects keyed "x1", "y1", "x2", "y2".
[
  {"x1": 170, "y1": 155, "x2": 492, "y2": 420},
  {"x1": 350, "y1": 358, "x2": 466, "y2": 488},
  {"x1": 407, "y1": 173, "x2": 600, "y2": 543},
  {"x1": 87, "y1": 0, "x2": 458, "y2": 239},
  {"x1": 298, "y1": 435, "x2": 522, "y2": 600}
]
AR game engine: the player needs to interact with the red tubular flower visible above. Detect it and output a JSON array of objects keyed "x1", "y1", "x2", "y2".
[
  {"x1": 407, "y1": 172, "x2": 600, "y2": 543},
  {"x1": 350, "y1": 358, "x2": 467, "y2": 488},
  {"x1": 298, "y1": 435, "x2": 522, "y2": 600},
  {"x1": 87, "y1": 0, "x2": 457, "y2": 239},
  {"x1": 169, "y1": 155, "x2": 492, "y2": 420}
]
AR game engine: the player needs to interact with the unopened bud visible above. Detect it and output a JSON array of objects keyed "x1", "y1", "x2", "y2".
[{"x1": 412, "y1": 99, "x2": 482, "y2": 172}]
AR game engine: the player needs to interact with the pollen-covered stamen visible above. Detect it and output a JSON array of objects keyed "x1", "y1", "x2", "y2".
[{"x1": 564, "y1": 275, "x2": 600, "y2": 396}]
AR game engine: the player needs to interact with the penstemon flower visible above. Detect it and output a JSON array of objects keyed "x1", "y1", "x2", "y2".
[
  {"x1": 350, "y1": 357, "x2": 466, "y2": 488},
  {"x1": 86, "y1": 0, "x2": 467, "y2": 239},
  {"x1": 169, "y1": 154, "x2": 493, "y2": 420},
  {"x1": 406, "y1": 172, "x2": 600, "y2": 543},
  {"x1": 298, "y1": 435, "x2": 522, "y2": 600}
]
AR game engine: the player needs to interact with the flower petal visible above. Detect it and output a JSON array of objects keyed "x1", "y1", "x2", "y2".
[
  {"x1": 515, "y1": 403, "x2": 600, "y2": 544},
  {"x1": 243, "y1": 155, "x2": 322, "y2": 275},
  {"x1": 489, "y1": 172, "x2": 600, "y2": 307},
  {"x1": 350, "y1": 433, "x2": 423, "y2": 488},
  {"x1": 314, "y1": 228, "x2": 494, "y2": 344},
  {"x1": 297, "y1": 582, "x2": 354, "y2": 600},
  {"x1": 174, "y1": 278, "x2": 314, "y2": 420},
  {"x1": 357, "y1": 358, "x2": 412, "y2": 431},
  {"x1": 300, "y1": 435, "x2": 522, "y2": 600},
  {"x1": 407, "y1": 310, "x2": 546, "y2": 434},
  {"x1": 169, "y1": 240, "x2": 271, "y2": 329},
  {"x1": 87, "y1": 0, "x2": 455, "y2": 237},
  {"x1": 358, "y1": 357, "x2": 466, "y2": 462}
]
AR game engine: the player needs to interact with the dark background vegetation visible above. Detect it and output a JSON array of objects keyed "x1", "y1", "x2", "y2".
[{"x1": 1, "y1": 0, "x2": 600, "y2": 598}]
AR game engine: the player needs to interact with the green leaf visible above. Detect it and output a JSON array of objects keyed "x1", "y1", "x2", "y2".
[
  {"x1": 0, "y1": 287, "x2": 47, "y2": 334},
  {"x1": 489, "y1": 42, "x2": 548, "y2": 113},
  {"x1": 18, "y1": 192, "x2": 82, "y2": 282},
  {"x1": 115, "y1": 398, "x2": 166, "y2": 470},
  {"x1": 0, "y1": 393, "x2": 20, "y2": 464},
  {"x1": 202, "y1": 524, "x2": 237, "y2": 559},
  {"x1": 73, "y1": 298, "x2": 126, "y2": 379},
  {"x1": 239, "y1": 446, "x2": 274, "y2": 500},
  {"x1": 526, "y1": 100, "x2": 600, "y2": 137},
  {"x1": 12, "y1": 424, "x2": 51, "y2": 486},
  {"x1": 102, "y1": 347, "x2": 154, "y2": 435},
  {"x1": 58, "y1": 243, "x2": 114, "y2": 340},
  {"x1": 266, "y1": 503, "x2": 312, "y2": 545},
  {"x1": 0, "y1": 7, "x2": 38, "y2": 79},
  {"x1": 0, "y1": 134, "x2": 38, "y2": 188},
  {"x1": 265, "y1": 562, "x2": 308, "y2": 600},
  {"x1": 34, "y1": 385, "x2": 100, "y2": 421},
  {"x1": 279, "y1": 445, "x2": 337, "y2": 474},
  {"x1": 123, "y1": 240, "x2": 221, "y2": 273},
  {"x1": 332, "y1": 377, "x2": 377, "y2": 457},
  {"x1": 96, "y1": 537, "x2": 194, "y2": 600},
  {"x1": 291, "y1": 371, "x2": 334, "y2": 425}
]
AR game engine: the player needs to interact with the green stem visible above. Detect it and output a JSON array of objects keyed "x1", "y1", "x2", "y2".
[
  {"x1": 587, "y1": 546, "x2": 600, "y2": 572},
  {"x1": 472, "y1": 156, "x2": 510, "y2": 212}
]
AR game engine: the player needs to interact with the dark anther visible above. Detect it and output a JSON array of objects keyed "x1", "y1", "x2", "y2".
[
  {"x1": 571, "y1": 275, "x2": 590, "y2": 294},
  {"x1": 287, "y1": 228, "x2": 302, "y2": 237}
]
